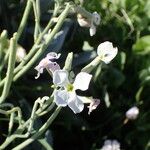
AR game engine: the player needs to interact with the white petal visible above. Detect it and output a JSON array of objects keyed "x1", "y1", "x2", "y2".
[
  {"x1": 53, "y1": 70, "x2": 69, "y2": 87},
  {"x1": 46, "y1": 52, "x2": 61, "y2": 60},
  {"x1": 77, "y1": 14, "x2": 91, "y2": 27},
  {"x1": 73, "y1": 72, "x2": 92, "y2": 91},
  {"x1": 89, "y1": 24, "x2": 96, "y2": 36},
  {"x1": 87, "y1": 99, "x2": 100, "y2": 115},
  {"x1": 126, "y1": 106, "x2": 139, "y2": 120},
  {"x1": 54, "y1": 90, "x2": 68, "y2": 107},
  {"x1": 97, "y1": 41, "x2": 118, "y2": 64},
  {"x1": 67, "y1": 92, "x2": 84, "y2": 114},
  {"x1": 92, "y1": 12, "x2": 100, "y2": 25}
]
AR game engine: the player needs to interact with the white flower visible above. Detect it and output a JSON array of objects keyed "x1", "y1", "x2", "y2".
[
  {"x1": 87, "y1": 98, "x2": 100, "y2": 115},
  {"x1": 97, "y1": 41, "x2": 118, "y2": 64},
  {"x1": 35, "y1": 52, "x2": 60, "y2": 79},
  {"x1": 126, "y1": 106, "x2": 139, "y2": 120},
  {"x1": 102, "y1": 140, "x2": 120, "y2": 150},
  {"x1": 77, "y1": 12, "x2": 100, "y2": 36},
  {"x1": 53, "y1": 70, "x2": 92, "y2": 113}
]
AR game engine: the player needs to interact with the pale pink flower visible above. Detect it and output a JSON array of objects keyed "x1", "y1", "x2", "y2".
[
  {"x1": 35, "y1": 52, "x2": 60, "y2": 79},
  {"x1": 87, "y1": 99, "x2": 100, "y2": 115}
]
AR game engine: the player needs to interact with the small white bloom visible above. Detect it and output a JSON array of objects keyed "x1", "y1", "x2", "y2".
[
  {"x1": 102, "y1": 140, "x2": 120, "y2": 150},
  {"x1": 97, "y1": 41, "x2": 118, "y2": 64},
  {"x1": 77, "y1": 12, "x2": 100, "y2": 36},
  {"x1": 87, "y1": 99, "x2": 100, "y2": 115},
  {"x1": 53, "y1": 70, "x2": 92, "y2": 113},
  {"x1": 35, "y1": 52, "x2": 60, "y2": 79},
  {"x1": 126, "y1": 106, "x2": 139, "y2": 120}
]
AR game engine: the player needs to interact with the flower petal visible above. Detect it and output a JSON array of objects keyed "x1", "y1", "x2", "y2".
[
  {"x1": 73, "y1": 72, "x2": 92, "y2": 91},
  {"x1": 77, "y1": 14, "x2": 91, "y2": 27},
  {"x1": 87, "y1": 99, "x2": 100, "y2": 115},
  {"x1": 48, "y1": 62, "x2": 60, "y2": 73},
  {"x1": 46, "y1": 52, "x2": 61, "y2": 60},
  {"x1": 92, "y1": 12, "x2": 100, "y2": 25},
  {"x1": 54, "y1": 90, "x2": 68, "y2": 107},
  {"x1": 89, "y1": 24, "x2": 96, "y2": 36},
  {"x1": 53, "y1": 70, "x2": 69, "y2": 87},
  {"x1": 97, "y1": 41, "x2": 118, "y2": 64},
  {"x1": 68, "y1": 92, "x2": 84, "y2": 114},
  {"x1": 126, "y1": 106, "x2": 139, "y2": 120}
]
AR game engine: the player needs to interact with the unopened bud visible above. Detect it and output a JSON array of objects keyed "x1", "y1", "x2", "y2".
[{"x1": 126, "y1": 106, "x2": 139, "y2": 120}]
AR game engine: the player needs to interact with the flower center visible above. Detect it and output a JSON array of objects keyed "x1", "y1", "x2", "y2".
[{"x1": 66, "y1": 83, "x2": 74, "y2": 92}]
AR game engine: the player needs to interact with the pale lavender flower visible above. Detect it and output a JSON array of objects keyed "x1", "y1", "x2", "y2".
[
  {"x1": 53, "y1": 70, "x2": 92, "y2": 113},
  {"x1": 102, "y1": 140, "x2": 120, "y2": 150},
  {"x1": 126, "y1": 106, "x2": 139, "y2": 120},
  {"x1": 87, "y1": 99, "x2": 100, "y2": 115},
  {"x1": 35, "y1": 52, "x2": 61, "y2": 79}
]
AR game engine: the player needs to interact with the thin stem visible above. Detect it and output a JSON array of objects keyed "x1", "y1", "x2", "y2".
[
  {"x1": 12, "y1": 107, "x2": 61, "y2": 150},
  {"x1": 0, "y1": 51, "x2": 9, "y2": 75},
  {"x1": 28, "y1": 98, "x2": 41, "y2": 133},
  {"x1": 0, "y1": 3, "x2": 69, "y2": 87},
  {"x1": 38, "y1": 138, "x2": 53, "y2": 150},
  {"x1": 16, "y1": 0, "x2": 32, "y2": 41},
  {"x1": 81, "y1": 56, "x2": 102, "y2": 73},
  {"x1": 0, "y1": 33, "x2": 17, "y2": 103},
  {"x1": 13, "y1": 3, "x2": 71, "y2": 82},
  {"x1": 13, "y1": 44, "x2": 45, "y2": 81},
  {"x1": 0, "y1": 30, "x2": 8, "y2": 81},
  {"x1": 32, "y1": 0, "x2": 41, "y2": 41},
  {"x1": 0, "y1": 98, "x2": 53, "y2": 149}
]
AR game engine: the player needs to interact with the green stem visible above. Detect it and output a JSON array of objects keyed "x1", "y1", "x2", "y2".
[
  {"x1": 13, "y1": 3, "x2": 71, "y2": 82},
  {"x1": 0, "y1": 98, "x2": 53, "y2": 149},
  {"x1": 0, "y1": 33, "x2": 17, "y2": 103},
  {"x1": 32, "y1": 0, "x2": 41, "y2": 41},
  {"x1": 38, "y1": 138, "x2": 53, "y2": 150},
  {"x1": 16, "y1": 0, "x2": 32, "y2": 41},
  {"x1": 13, "y1": 44, "x2": 45, "y2": 81},
  {"x1": 0, "y1": 3, "x2": 69, "y2": 87},
  {"x1": 12, "y1": 107, "x2": 61, "y2": 150},
  {"x1": 81, "y1": 56, "x2": 102, "y2": 73},
  {"x1": 0, "y1": 30, "x2": 8, "y2": 81}
]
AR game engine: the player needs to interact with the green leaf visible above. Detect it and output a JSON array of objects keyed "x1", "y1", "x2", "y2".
[{"x1": 132, "y1": 35, "x2": 150, "y2": 55}]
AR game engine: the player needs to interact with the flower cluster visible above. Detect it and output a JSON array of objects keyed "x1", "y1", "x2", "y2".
[{"x1": 35, "y1": 41, "x2": 118, "y2": 114}]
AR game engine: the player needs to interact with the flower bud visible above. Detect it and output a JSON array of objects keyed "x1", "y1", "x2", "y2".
[
  {"x1": 126, "y1": 106, "x2": 139, "y2": 120},
  {"x1": 16, "y1": 46, "x2": 26, "y2": 62}
]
